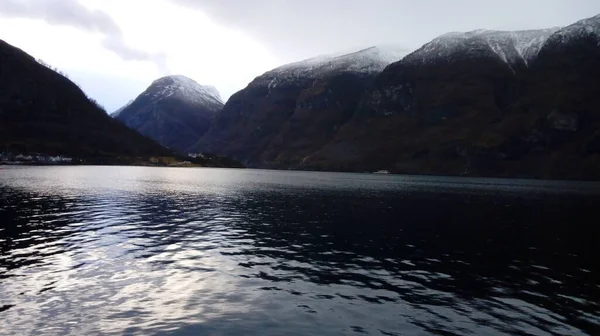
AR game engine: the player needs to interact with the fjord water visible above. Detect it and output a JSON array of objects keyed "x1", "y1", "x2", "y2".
[{"x1": 0, "y1": 167, "x2": 599, "y2": 335}]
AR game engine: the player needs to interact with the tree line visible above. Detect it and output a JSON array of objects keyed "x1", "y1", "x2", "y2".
[{"x1": 36, "y1": 58, "x2": 107, "y2": 112}]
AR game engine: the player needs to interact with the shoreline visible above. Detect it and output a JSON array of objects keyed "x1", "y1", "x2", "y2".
[{"x1": 3, "y1": 163, "x2": 600, "y2": 183}]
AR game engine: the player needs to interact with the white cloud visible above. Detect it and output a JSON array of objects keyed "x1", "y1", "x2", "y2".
[
  {"x1": 0, "y1": 0, "x2": 280, "y2": 111},
  {"x1": 2, "y1": 0, "x2": 599, "y2": 112},
  {"x1": 80, "y1": 0, "x2": 281, "y2": 106}
]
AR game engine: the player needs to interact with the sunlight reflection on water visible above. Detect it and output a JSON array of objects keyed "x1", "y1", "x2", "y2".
[{"x1": 0, "y1": 166, "x2": 599, "y2": 335}]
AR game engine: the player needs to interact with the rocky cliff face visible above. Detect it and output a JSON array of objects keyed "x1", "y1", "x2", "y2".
[
  {"x1": 195, "y1": 14, "x2": 600, "y2": 180},
  {"x1": 0, "y1": 39, "x2": 170, "y2": 157},
  {"x1": 113, "y1": 75, "x2": 223, "y2": 153},
  {"x1": 194, "y1": 46, "x2": 408, "y2": 166},
  {"x1": 307, "y1": 14, "x2": 600, "y2": 179},
  {"x1": 362, "y1": 28, "x2": 559, "y2": 120}
]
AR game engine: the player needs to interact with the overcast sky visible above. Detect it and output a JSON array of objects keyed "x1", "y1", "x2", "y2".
[{"x1": 1, "y1": 0, "x2": 599, "y2": 112}]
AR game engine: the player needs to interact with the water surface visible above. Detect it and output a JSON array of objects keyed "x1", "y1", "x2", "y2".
[{"x1": 0, "y1": 166, "x2": 599, "y2": 335}]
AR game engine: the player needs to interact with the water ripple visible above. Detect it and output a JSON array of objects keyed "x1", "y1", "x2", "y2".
[{"x1": 0, "y1": 166, "x2": 599, "y2": 335}]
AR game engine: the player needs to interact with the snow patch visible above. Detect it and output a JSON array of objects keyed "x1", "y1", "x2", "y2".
[
  {"x1": 406, "y1": 28, "x2": 560, "y2": 67},
  {"x1": 144, "y1": 75, "x2": 223, "y2": 107},
  {"x1": 263, "y1": 45, "x2": 410, "y2": 82},
  {"x1": 545, "y1": 14, "x2": 600, "y2": 45}
]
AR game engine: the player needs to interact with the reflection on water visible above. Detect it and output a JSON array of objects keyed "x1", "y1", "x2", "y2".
[{"x1": 0, "y1": 166, "x2": 599, "y2": 335}]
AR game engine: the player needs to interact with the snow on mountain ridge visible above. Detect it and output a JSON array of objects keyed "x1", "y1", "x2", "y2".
[
  {"x1": 510, "y1": 29, "x2": 562, "y2": 60},
  {"x1": 266, "y1": 46, "x2": 410, "y2": 79},
  {"x1": 545, "y1": 13, "x2": 600, "y2": 46},
  {"x1": 145, "y1": 75, "x2": 223, "y2": 107},
  {"x1": 406, "y1": 28, "x2": 560, "y2": 67},
  {"x1": 259, "y1": 46, "x2": 410, "y2": 91}
]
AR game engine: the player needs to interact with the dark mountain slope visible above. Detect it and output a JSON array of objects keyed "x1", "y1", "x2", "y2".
[
  {"x1": 0, "y1": 39, "x2": 170, "y2": 157},
  {"x1": 113, "y1": 75, "x2": 223, "y2": 153},
  {"x1": 303, "y1": 15, "x2": 600, "y2": 179},
  {"x1": 194, "y1": 46, "x2": 408, "y2": 166}
]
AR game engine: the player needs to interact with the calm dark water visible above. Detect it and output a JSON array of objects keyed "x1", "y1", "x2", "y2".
[{"x1": 0, "y1": 166, "x2": 599, "y2": 336}]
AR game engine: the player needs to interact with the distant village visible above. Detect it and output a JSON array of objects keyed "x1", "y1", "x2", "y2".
[{"x1": 0, "y1": 152, "x2": 74, "y2": 165}]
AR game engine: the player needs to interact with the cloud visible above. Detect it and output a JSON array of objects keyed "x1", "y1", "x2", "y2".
[
  {"x1": 0, "y1": 0, "x2": 167, "y2": 72},
  {"x1": 6, "y1": 0, "x2": 599, "y2": 112},
  {"x1": 100, "y1": 38, "x2": 168, "y2": 72},
  {"x1": 169, "y1": 0, "x2": 600, "y2": 63}
]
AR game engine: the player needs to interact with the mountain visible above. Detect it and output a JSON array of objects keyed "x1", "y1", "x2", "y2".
[
  {"x1": 193, "y1": 13, "x2": 600, "y2": 179},
  {"x1": 112, "y1": 75, "x2": 223, "y2": 153},
  {"x1": 111, "y1": 99, "x2": 133, "y2": 118},
  {"x1": 305, "y1": 14, "x2": 600, "y2": 179},
  {"x1": 193, "y1": 46, "x2": 409, "y2": 166},
  {"x1": 403, "y1": 28, "x2": 560, "y2": 67},
  {"x1": 361, "y1": 28, "x2": 560, "y2": 121},
  {"x1": 0, "y1": 39, "x2": 171, "y2": 158}
]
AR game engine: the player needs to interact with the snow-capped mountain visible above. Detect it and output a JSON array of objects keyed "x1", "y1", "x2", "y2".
[
  {"x1": 544, "y1": 14, "x2": 600, "y2": 46},
  {"x1": 196, "y1": 45, "x2": 411, "y2": 164},
  {"x1": 141, "y1": 75, "x2": 223, "y2": 108},
  {"x1": 402, "y1": 14, "x2": 600, "y2": 68},
  {"x1": 114, "y1": 75, "x2": 224, "y2": 153},
  {"x1": 404, "y1": 28, "x2": 560, "y2": 67},
  {"x1": 273, "y1": 46, "x2": 409, "y2": 75},
  {"x1": 257, "y1": 46, "x2": 410, "y2": 89},
  {"x1": 196, "y1": 12, "x2": 600, "y2": 179}
]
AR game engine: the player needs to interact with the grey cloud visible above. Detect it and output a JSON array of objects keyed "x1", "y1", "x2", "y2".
[
  {"x1": 172, "y1": 0, "x2": 600, "y2": 63},
  {"x1": 100, "y1": 39, "x2": 168, "y2": 73},
  {"x1": 0, "y1": 0, "x2": 167, "y2": 72}
]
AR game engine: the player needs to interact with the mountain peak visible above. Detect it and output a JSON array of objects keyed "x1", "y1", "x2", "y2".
[
  {"x1": 404, "y1": 27, "x2": 560, "y2": 66},
  {"x1": 253, "y1": 45, "x2": 410, "y2": 91},
  {"x1": 545, "y1": 13, "x2": 600, "y2": 46},
  {"x1": 270, "y1": 45, "x2": 410, "y2": 77},
  {"x1": 112, "y1": 75, "x2": 224, "y2": 153},
  {"x1": 146, "y1": 75, "x2": 223, "y2": 105}
]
